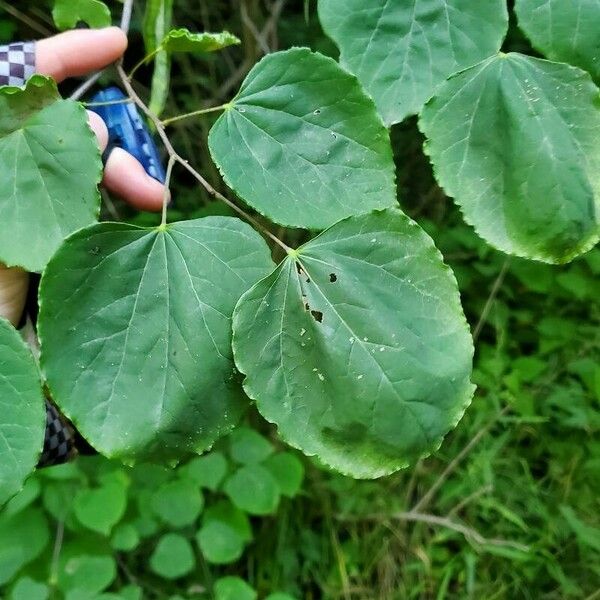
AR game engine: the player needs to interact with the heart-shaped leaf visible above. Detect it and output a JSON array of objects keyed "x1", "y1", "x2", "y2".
[
  {"x1": 233, "y1": 209, "x2": 474, "y2": 478},
  {"x1": 0, "y1": 76, "x2": 101, "y2": 272},
  {"x1": 150, "y1": 534, "x2": 195, "y2": 580},
  {"x1": 419, "y1": 53, "x2": 600, "y2": 263},
  {"x1": 38, "y1": 217, "x2": 274, "y2": 460},
  {"x1": 224, "y1": 464, "x2": 280, "y2": 515},
  {"x1": 209, "y1": 48, "x2": 396, "y2": 230},
  {"x1": 318, "y1": 0, "x2": 508, "y2": 126},
  {"x1": 161, "y1": 29, "x2": 240, "y2": 53},
  {"x1": 0, "y1": 318, "x2": 45, "y2": 506},
  {"x1": 516, "y1": 0, "x2": 600, "y2": 81}
]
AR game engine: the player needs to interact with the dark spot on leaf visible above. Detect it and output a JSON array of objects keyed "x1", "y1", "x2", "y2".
[
  {"x1": 329, "y1": 273, "x2": 337, "y2": 283},
  {"x1": 306, "y1": 277, "x2": 311, "y2": 283},
  {"x1": 311, "y1": 310, "x2": 323, "y2": 323},
  {"x1": 304, "y1": 302, "x2": 310, "y2": 312},
  {"x1": 90, "y1": 246, "x2": 100, "y2": 255},
  {"x1": 314, "y1": 109, "x2": 321, "y2": 115}
]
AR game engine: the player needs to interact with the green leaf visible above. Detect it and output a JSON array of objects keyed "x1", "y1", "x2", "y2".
[
  {"x1": 0, "y1": 319, "x2": 45, "y2": 506},
  {"x1": 38, "y1": 217, "x2": 274, "y2": 460},
  {"x1": 233, "y1": 208, "x2": 474, "y2": 478},
  {"x1": 0, "y1": 76, "x2": 101, "y2": 272},
  {"x1": 11, "y1": 577, "x2": 49, "y2": 600},
  {"x1": 74, "y1": 480, "x2": 127, "y2": 535},
  {"x1": 161, "y1": 29, "x2": 240, "y2": 53},
  {"x1": 265, "y1": 595, "x2": 299, "y2": 600},
  {"x1": 4, "y1": 477, "x2": 41, "y2": 517},
  {"x1": 151, "y1": 478, "x2": 203, "y2": 527},
  {"x1": 181, "y1": 452, "x2": 228, "y2": 490},
  {"x1": 111, "y1": 523, "x2": 139, "y2": 551},
  {"x1": 419, "y1": 53, "x2": 600, "y2": 264},
  {"x1": 560, "y1": 505, "x2": 600, "y2": 552},
  {"x1": 118, "y1": 586, "x2": 143, "y2": 600},
  {"x1": 214, "y1": 577, "x2": 257, "y2": 600},
  {"x1": 264, "y1": 452, "x2": 304, "y2": 497},
  {"x1": 516, "y1": 0, "x2": 600, "y2": 81},
  {"x1": 204, "y1": 500, "x2": 252, "y2": 542},
  {"x1": 318, "y1": 0, "x2": 508, "y2": 126},
  {"x1": 224, "y1": 464, "x2": 280, "y2": 515},
  {"x1": 52, "y1": 0, "x2": 111, "y2": 30},
  {"x1": 143, "y1": 0, "x2": 174, "y2": 116},
  {"x1": 0, "y1": 508, "x2": 49, "y2": 585},
  {"x1": 198, "y1": 500, "x2": 252, "y2": 565},
  {"x1": 196, "y1": 519, "x2": 245, "y2": 564},
  {"x1": 229, "y1": 427, "x2": 274, "y2": 464},
  {"x1": 149, "y1": 534, "x2": 195, "y2": 580},
  {"x1": 209, "y1": 48, "x2": 396, "y2": 230},
  {"x1": 57, "y1": 544, "x2": 116, "y2": 596}
]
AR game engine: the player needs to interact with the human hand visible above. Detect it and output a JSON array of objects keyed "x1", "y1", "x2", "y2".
[{"x1": 0, "y1": 27, "x2": 165, "y2": 326}]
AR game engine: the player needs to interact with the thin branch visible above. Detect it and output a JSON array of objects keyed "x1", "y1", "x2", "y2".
[
  {"x1": 241, "y1": 0, "x2": 271, "y2": 54},
  {"x1": 49, "y1": 520, "x2": 65, "y2": 586},
  {"x1": 120, "y1": 0, "x2": 134, "y2": 33},
  {"x1": 473, "y1": 258, "x2": 511, "y2": 342},
  {"x1": 0, "y1": 1, "x2": 52, "y2": 36},
  {"x1": 447, "y1": 484, "x2": 493, "y2": 517},
  {"x1": 215, "y1": 0, "x2": 286, "y2": 100},
  {"x1": 84, "y1": 97, "x2": 133, "y2": 108},
  {"x1": 388, "y1": 511, "x2": 529, "y2": 553},
  {"x1": 69, "y1": 71, "x2": 103, "y2": 101},
  {"x1": 161, "y1": 104, "x2": 228, "y2": 127},
  {"x1": 127, "y1": 47, "x2": 160, "y2": 80},
  {"x1": 101, "y1": 188, "x2": 121, "y2": 221},
  {"x1": 115, "y1": 64, "x2": 292, "y2": 254},
  {"x1": 411, "y1": 406, "x2": 509, "y2": 514},
  {"x1": 161, "y1": 155, "x2": 176, "y2": 227}
]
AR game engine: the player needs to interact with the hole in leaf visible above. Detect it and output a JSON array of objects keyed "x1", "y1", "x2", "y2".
[
  {"x1": 314, "y1": 109, "x2": 321, "y2": 115},
  {"x1": 310, "y1": 310, "x2": 323, "y2": 323},
  {"x1": 329, "y1": 273, "x2": 337, "y2": 283}
]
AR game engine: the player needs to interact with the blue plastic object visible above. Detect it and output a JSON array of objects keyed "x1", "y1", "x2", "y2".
[{"x1": 88, "y1": 87, "x2": 166, "y2": 184}]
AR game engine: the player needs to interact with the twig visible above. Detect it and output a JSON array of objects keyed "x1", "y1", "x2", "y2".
[
  {"x1": 49, "y1": 520, "x2": 65, "y2": 586},
  {"x1": 388, "y1": 511, "x2": 529, "y2": 552},
  {"x1": 84, "y1": 98, "x2": 133, "y2": 108},
  {"x1": 70, "y1": 72, "x2": 103, "y2": 101},
  {"x1": 101, "y1": 188, "x2": 121, "y2": 221},
  {"x1": 161, "y1": 104, "x2": 228, "y2": 127},
  {"x1": 115, "y1": 64, "x2": 292, "y2": 253},
  {"x1": 161, "y1": 155, "x2": 176, "y2": 226},
  {"x1": 411, "y1": 406, "x2": 509, "y2": 514},
  {"x1": 447, "y1": 484, "x2": 493, "y2": 517},
  {"x1": 472, "y1": 258, "x2": 511, "y2": 342},
  {"x1": 0, "y1": 1, "x2": 52, "y2": 36},
  {"x1": 120, "y1": 0, "x2": 134, "y2": 33},
  {"x1": 215, "y1": 0, "x2": 286, "y2": 100},
  {"x1": 241, "y1": 0, "x2": 271, "y2": 55}
]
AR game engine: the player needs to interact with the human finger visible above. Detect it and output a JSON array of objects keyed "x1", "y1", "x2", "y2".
[
  {"x1": 36, "y1": 27, "x2": 127, "y2": 82},
  {"x1": 103, "y1": 148, "x2": 166, "y2": 211}
]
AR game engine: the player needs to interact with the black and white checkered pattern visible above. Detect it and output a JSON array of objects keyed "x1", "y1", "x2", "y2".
[
  {"x1": 0, "y1": 42, "x2": 36, "y2": 87},
  {"x1": 38, "y1": 399, "x2": 77, "y2": 468}
]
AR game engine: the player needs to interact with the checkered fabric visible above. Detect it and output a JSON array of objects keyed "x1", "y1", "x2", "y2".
[
  {"x1": 0, "y1": 42, "x2": 36, "y2": 87},
  {"x1": 38, "y1": 399, "x2": 77, "y2": 468}
]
